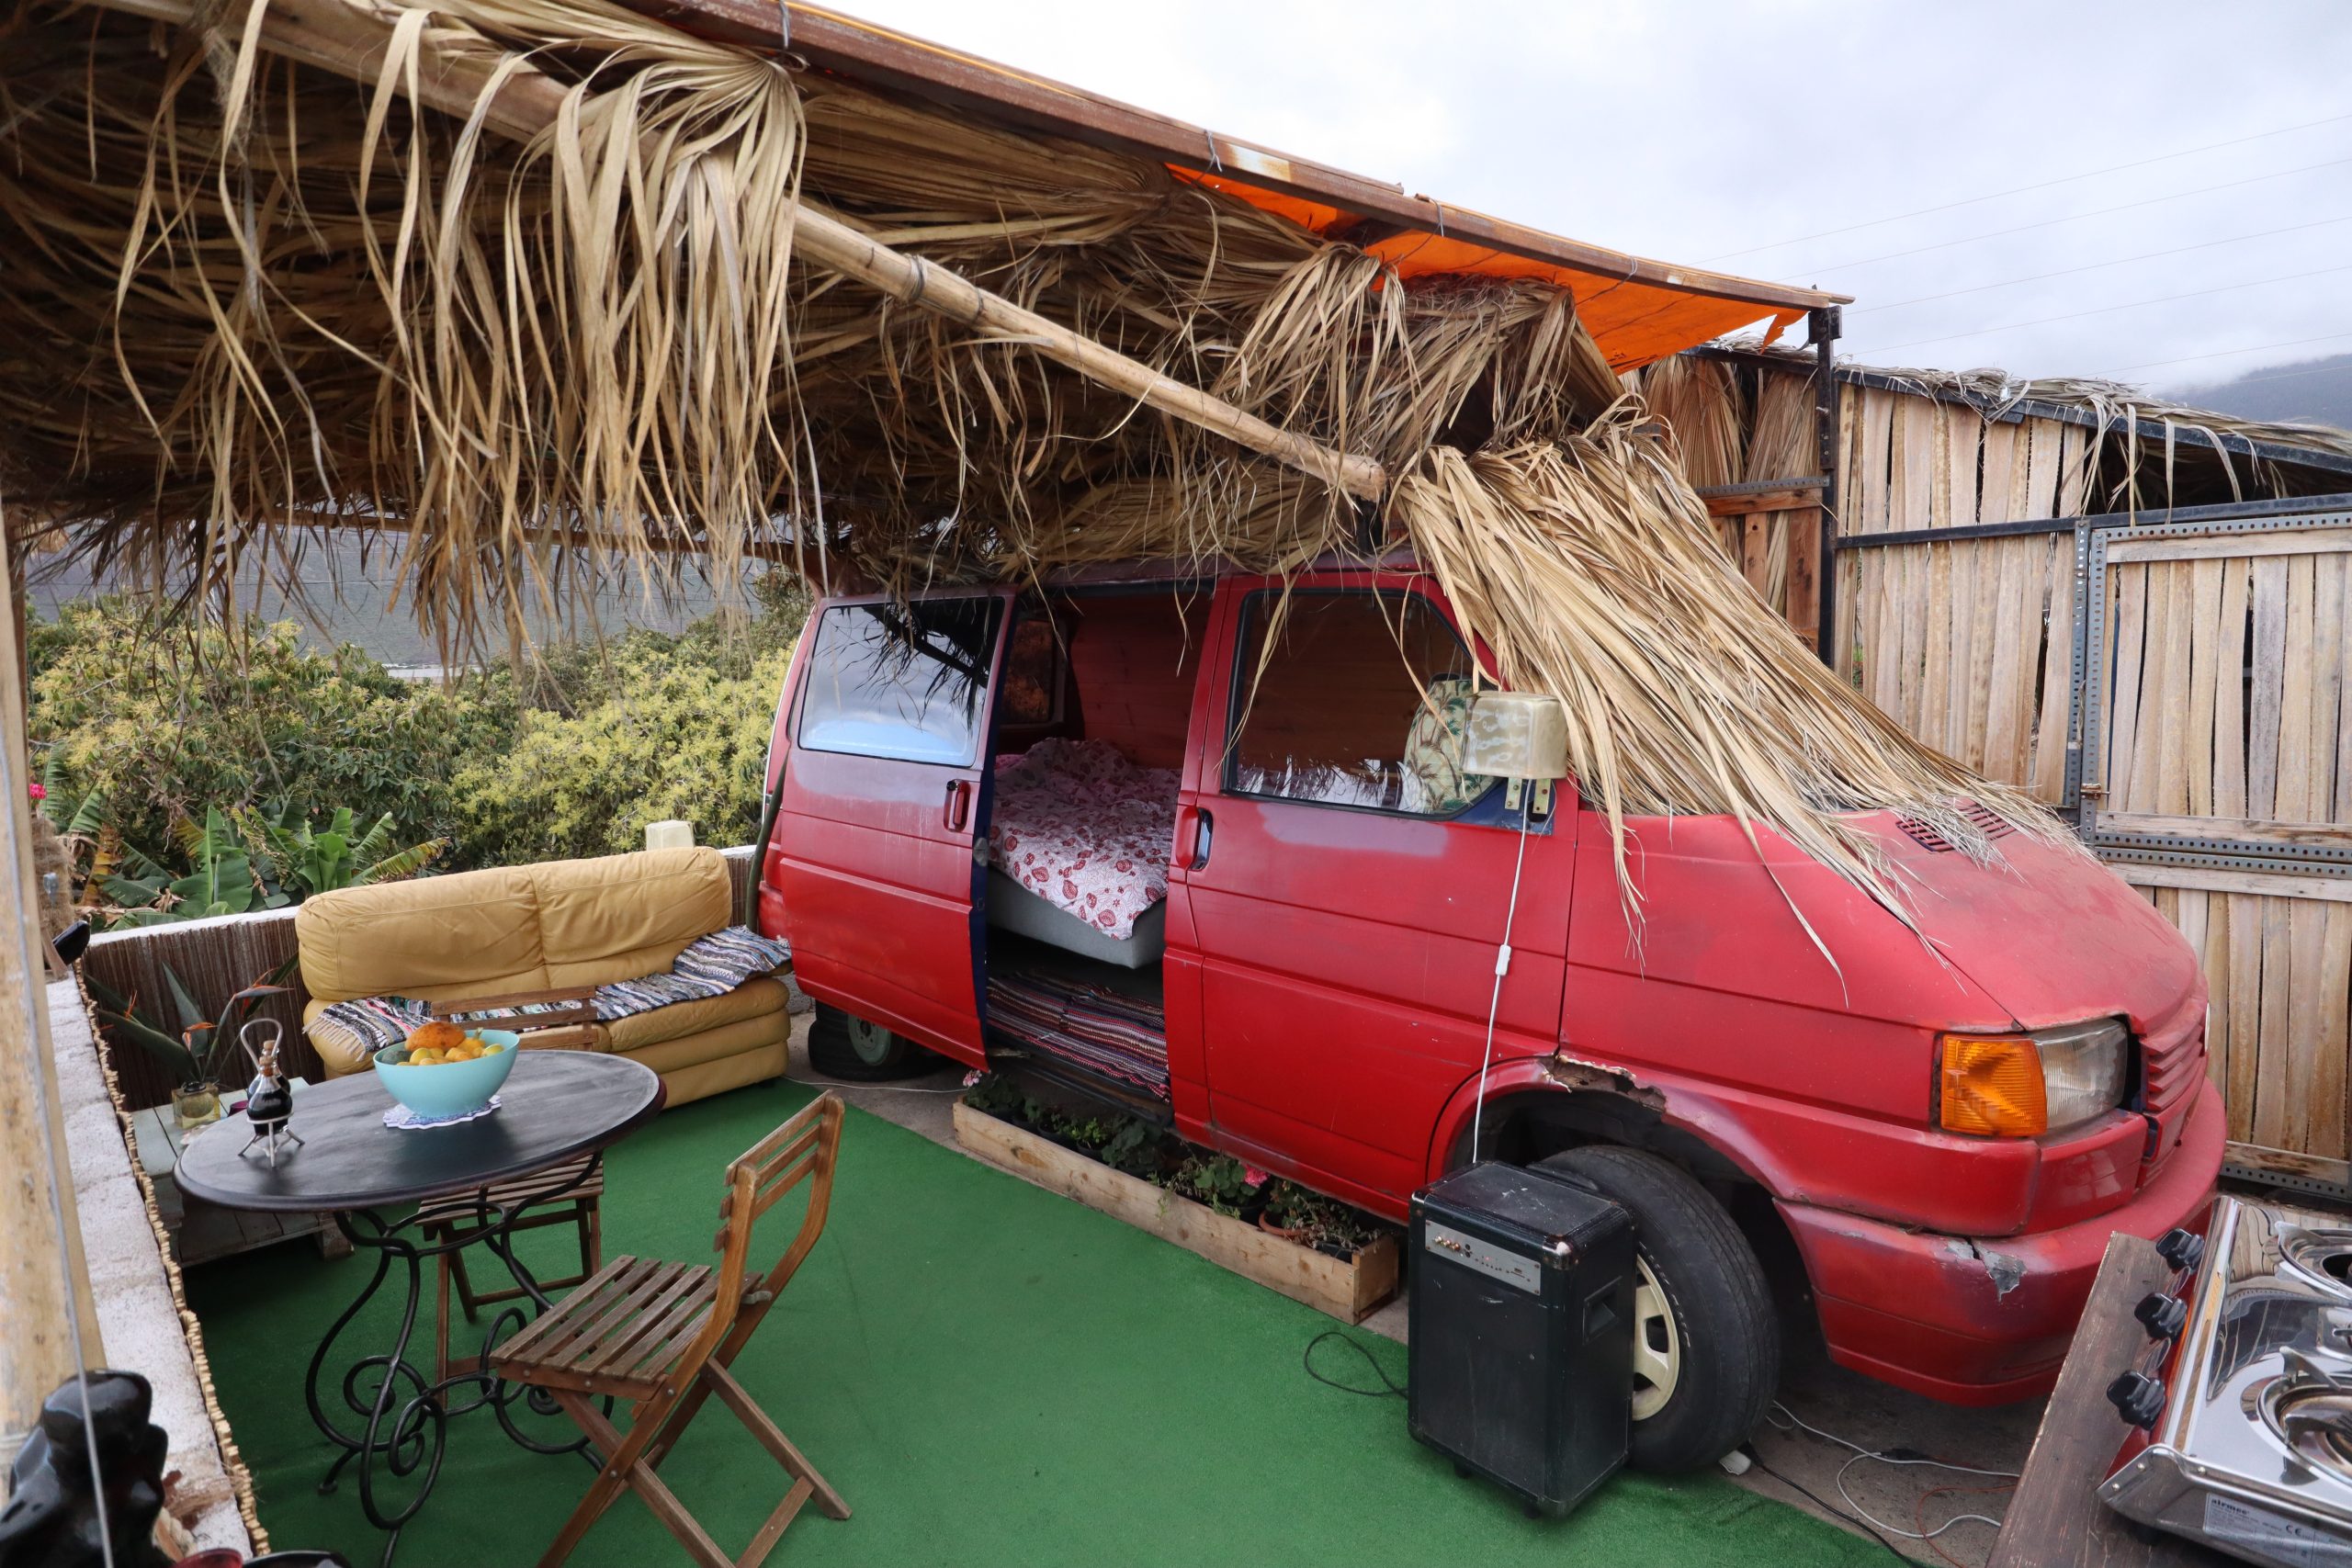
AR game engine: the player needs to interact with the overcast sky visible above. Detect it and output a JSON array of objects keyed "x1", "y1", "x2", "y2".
[{"x1": 838, "y1": 0, "x2": 2352, "y2": 396}]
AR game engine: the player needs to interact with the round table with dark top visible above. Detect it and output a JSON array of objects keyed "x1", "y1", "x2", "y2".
[{"x1": 176, "y1": 1051, "x2": 664, "y2": 1567}]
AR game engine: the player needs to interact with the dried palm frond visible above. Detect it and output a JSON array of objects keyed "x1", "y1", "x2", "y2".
[
  {"x1": 1738, "y1": 367, "x2": 1816, "y2": 615},
  {"x1": 1393, "y1": 405, "x2": 2072, "y2": 932},
  {"x1": 0, "y1": 0, "x2": 2071, "y2": 938}
]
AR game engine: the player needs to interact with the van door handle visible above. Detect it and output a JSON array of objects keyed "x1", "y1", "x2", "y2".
[
  {"x1": 1173, "y1": 805, "x2": 1214, "y2": 871},
  {"x1": 944, "y1": 779, "x2": 972, "y2": 832}
]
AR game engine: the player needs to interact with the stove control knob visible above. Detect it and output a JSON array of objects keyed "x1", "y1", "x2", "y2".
[
  {"x1": 2134, "y1": 1292, "x2": 2188, "y2": 1341},
  {"x1": 2107, "y1": 1371, "x2": 2165, "y2": 1430},
  {"x1": 2155, "y1": 1228, "x2": 2205, "y2": 1271}
]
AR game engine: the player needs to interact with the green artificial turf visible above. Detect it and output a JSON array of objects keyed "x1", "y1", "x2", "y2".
[{"x1": 187, "y1": 1082, "x2": 1883, "y2": 1567}]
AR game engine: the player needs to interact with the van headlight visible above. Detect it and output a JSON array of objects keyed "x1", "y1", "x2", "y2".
[{"x1": 1937, "y1": 1019, "x2": 2131, "y2": 1137}]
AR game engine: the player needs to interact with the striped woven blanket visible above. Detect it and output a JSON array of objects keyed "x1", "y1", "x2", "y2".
[
  {"x1": 985, "y1": 969, "x2": 1169, "y2": 1099},
  {"x1": 311, "y1": 925, "x2": 792, "y2": 1060}
]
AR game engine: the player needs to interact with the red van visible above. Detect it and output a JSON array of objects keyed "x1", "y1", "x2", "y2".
[{"x1": 754, "y1": 561, "x2": 2224, "y2": 1470}]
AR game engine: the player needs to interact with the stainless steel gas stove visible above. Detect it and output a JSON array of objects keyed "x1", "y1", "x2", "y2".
[{"x1": 2101, "y1": 1195, "x2": 2352, "y2": 1566}]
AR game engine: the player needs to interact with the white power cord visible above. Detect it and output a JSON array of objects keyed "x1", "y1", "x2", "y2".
[
  {"x1": 1767, "y1": 1401, "x2": 2018, "y2": 1545},
  {"x1": 1469, "y1": 797, "x2": 1536, "y2": 1157}
]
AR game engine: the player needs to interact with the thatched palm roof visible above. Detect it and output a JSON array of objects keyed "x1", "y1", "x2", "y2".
[{"x1": 0, "y1": 0, "x2": 2053, "y2": 931}]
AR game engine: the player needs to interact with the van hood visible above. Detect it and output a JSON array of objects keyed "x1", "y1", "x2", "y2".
[
  {"x1": 1571, "y1": 807, "x2": 2199, "y2": 1038},
  {"x1": 1859, "y1": 811, "x2": 2199, "y2": 1035}
]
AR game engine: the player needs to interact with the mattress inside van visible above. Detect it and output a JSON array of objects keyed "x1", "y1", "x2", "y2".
[{"x1": 986, "y1": 871, "x2": 1166, "y2": 968}]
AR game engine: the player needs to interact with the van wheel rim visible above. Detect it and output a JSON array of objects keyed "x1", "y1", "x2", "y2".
[
  {"x1": 846, "y1": 1017, "x2": 892, "y2": 1065},
  {"x1": 1631, "y1": 1255, "x2": 1679, "y2": 1421}
]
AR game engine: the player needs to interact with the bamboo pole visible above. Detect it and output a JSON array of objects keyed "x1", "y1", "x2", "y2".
[
  {"x1": 0, "y1": 542, "x2": 101, "y2": 1461},
  {"x1": 85, "y1": 0, "x2": 1388, "y2": 504}
]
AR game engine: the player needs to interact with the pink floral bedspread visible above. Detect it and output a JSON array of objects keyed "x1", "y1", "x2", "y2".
[{"x1": 990, "y1": 738, "x2": 1179, "y2": 941}]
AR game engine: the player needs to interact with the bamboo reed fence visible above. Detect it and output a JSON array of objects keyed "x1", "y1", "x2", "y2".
[{"x1": 1833, "y1": 387, "x2": 2091, "y2": 804}]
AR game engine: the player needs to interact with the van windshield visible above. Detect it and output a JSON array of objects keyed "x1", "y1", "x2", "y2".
[{"x1": 797, "y1": 598, "x2": 1004, "y2": 765}]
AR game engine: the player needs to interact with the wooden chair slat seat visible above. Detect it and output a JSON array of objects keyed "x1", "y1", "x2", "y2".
[
  {"x1": 494, "y1": 1257, "x2": 716, "y2": 1398},
  {"x1": 415, "y1": 1158, "x2": 607, "y2": 1224},
  {"x1": 420, "y1": 1153, "x2": 605, "y2": 1382},
  {"x1": 488, "y1": 1094, "x2": 849, "y2": 1568}
]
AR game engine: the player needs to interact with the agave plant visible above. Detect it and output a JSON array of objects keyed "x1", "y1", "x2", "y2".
[{"x1": 85, "y1": 960, "x2": 295, "y2": 1089}]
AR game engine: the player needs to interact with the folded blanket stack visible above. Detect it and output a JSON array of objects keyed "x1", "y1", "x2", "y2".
[{"x1": 985, "y1": 969, "x2": 1170, "y2": 1099}]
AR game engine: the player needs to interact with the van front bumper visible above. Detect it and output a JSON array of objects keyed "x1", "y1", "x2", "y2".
[{"x1": 1778, "y1": 1079, "x2": 2224, "y2": 1405}]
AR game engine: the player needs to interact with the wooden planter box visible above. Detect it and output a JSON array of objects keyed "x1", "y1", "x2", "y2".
[{"x1": 952, "y1": 1101, "x2": 1398, "y2": 1324}]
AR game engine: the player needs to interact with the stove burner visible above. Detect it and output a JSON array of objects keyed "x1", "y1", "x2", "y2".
[
  {"x1": 2277, "y1": 1224, "x2": 2352, "y2": 1302},
  {"x1": 2261, "y1": 1376, "x2": 2352, "y2": 1477}
]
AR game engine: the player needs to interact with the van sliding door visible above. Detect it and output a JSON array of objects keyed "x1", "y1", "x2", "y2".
[{"x1": 773, "y1": 591, "x2": 1012, "y2": 1066}]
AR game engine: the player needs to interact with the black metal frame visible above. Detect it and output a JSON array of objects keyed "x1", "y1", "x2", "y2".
[
  {"x1": 305, "y1": 1158, "x2": 605, "y2": 1568},
  {"x1": 2069, "y1": 502, "x2": 2352, "y2": 867},
  {"x1": 1808, "y1": 306, "x2": 1842, "y2": 662}
]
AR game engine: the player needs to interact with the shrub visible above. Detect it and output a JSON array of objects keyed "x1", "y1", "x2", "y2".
[
  {"x1": 28, "y1": 598, "x2": 512, "y2": 865},
  {"x1": 447, "y1": 574, "x2": 806, "y2": 864},
  {"x1": 28, "y1": 576, "x2": 808, "y2": 880}
]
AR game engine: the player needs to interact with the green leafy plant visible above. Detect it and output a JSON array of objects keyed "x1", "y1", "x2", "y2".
[
  {"x1": 1171, "y1": 1153, "x2": 1255, "y2": 1216},
  {"x1": 100, "y1": 806, "x2": 281, "y2": 926},
  {"x1": 85, "y1": 960, "x2": 295, "y2": 1087},
  {"x1": 244, "y1": 803, "x2": 443, "y2": 899}
]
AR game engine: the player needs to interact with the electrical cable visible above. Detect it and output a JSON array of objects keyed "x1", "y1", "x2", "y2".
[
  {"x1": 1778, "y1": 154, "x2": 2352, "y2": 280},
  {"x1": 1742, "y1": 1450, "x2": 1914, "y2": 1565},
  {"x1": 1849, "y1": 213, "x2": 2352, "y2": 315},
  {"x1": 1468, "y1": 795, "x2": 1536, "y2": 1158},
  {"x1": 2181, "y1": 355, "x2": 2352, "y2": 393},
  {"x1": 1704, "y1": 109, "x2": 2352, "y2": 263},
  {"x1": 1302, "y1": 1330, "x2": 1408, "y2": 1398},
  {"x1": 1856, "y1": 262, "x2": 2352, "y2": 356},
  {"x1": 1766, "y1": 1401, "x2": 2017, "y2": 1552},
  {"x1": 2109, "y1": 329, "x2": 2352, "y2": 377}
]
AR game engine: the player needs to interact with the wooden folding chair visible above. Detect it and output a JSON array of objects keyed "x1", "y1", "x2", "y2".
[
  {"x1": 489, "y1": 1094, "x2": 850, "y2": 1568},
  {"x1": 416, "y1": 1155, "x2": 605, "y2": 1381}
]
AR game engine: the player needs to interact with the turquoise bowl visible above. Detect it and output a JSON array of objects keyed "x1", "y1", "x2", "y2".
[{"x1": 371, "y1": 1029, "x2": 521, "y2": 1120}]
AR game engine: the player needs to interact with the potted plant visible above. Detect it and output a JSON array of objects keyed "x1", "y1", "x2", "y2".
[{"x1": 86, "y1": 963, "x2": 293, "y2": 1128}]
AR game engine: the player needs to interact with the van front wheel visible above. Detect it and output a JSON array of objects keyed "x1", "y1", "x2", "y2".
[
  {"x1": 807, "y1": 1003, "x2": 934, "y2": 1081},
  {"x1": 1534, "y1": 1145, "x2": 1779, "y2": 1472}
]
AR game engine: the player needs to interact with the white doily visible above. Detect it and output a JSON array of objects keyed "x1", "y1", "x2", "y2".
[{"x1": 382, "y1": 1095, "x2": 503, "y2": 1131}]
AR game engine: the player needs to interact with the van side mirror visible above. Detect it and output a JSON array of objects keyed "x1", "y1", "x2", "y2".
[{"x1": 1463, "y1": 692, "x2": 1569, "y2": 781}]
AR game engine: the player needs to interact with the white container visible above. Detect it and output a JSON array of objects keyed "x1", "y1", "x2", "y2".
[
  {"x1": 645, "y1": 819, "x2": 695, "y2": 851},
  {"x1": 1463, "y1": 692, "x2": 1569, "y2": 781}
]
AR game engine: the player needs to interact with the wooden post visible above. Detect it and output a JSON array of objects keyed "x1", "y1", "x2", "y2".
[
  {"x1": 0, "y1": 541, "x2": 100, "y2": 1461},
  {"x1": 87, "y1": 0, "x2": 1388, "y2": 505}
]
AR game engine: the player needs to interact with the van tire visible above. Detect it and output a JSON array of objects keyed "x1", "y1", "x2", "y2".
[
  {"x1": 1534, "y1": 1145, "x2": 1779, "y2": 1473},
  {"x1": 807, "y1": 1003, "x2": 934, "y2": 1081}
]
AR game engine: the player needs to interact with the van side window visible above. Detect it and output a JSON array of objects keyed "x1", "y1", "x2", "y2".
[
  {"x1": 797, "y1": 598, "x2": 1005, "y2": 765},
  {"x1": 1227, "y1": 591, "x2": 1496, "y2": 816}
]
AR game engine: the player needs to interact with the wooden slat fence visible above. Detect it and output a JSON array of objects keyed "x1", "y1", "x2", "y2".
[
  {"x1": 2088, "y1": 521, "x2": 2352, "y2": 1169},
  {"x1": 1832, "y1": 385, "x2": 2093, "y2": 803}
]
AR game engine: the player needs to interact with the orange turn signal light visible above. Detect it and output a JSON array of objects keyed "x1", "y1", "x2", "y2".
[{"x1": 1938, "y1": 1033, "x2": 2048, "y2": 1137}]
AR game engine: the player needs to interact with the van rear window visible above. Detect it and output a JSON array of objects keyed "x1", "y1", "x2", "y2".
[{"x1": 797, "y1": 599, "x2": 1004, "y2": 765}]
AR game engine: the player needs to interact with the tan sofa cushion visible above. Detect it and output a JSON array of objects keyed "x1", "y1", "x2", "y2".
[
  {"x1": 604, "y1": 975, "x2": 789, "y2": 1056},
  {"x1": 296, "y1": 866, "x2": 546, "y2": 1004},
  {"x1": 531, "y1": 848, "x2": 732, "y2": 990}
]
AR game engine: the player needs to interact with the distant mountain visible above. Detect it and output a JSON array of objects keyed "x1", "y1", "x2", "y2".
[{"x1": 2171, "y1": 352, "x2": 2352, "y2": 433}]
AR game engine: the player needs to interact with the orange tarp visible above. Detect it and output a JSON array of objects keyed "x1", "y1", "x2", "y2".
[{"x1": 1171, "y1": 168, "x2": 1804, "y2": 370}]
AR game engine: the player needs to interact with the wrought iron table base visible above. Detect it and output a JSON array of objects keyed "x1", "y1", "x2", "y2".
[{"x1": 304, "y1": 1158, "x2": 603, "y2": 1568}]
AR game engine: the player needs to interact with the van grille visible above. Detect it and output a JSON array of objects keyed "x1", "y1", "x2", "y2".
[
  {"x1": 1895, "y1": 803, "x2": 2018, "y2": 852},
  {"x1": 2142, "y1": 1023, "x2": 2204, "y2": 1116}
]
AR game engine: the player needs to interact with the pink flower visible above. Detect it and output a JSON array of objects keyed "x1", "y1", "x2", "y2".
[
  {"x1": 1244, "y1": 1167, "x2": 1270, "y2": 1187},
  {"x1": 962, "y1": 1069, "x2": 985, "y2": 1087},
  {"x1": 26, "y1": 783, "x2": 45, "y2": 802}
]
